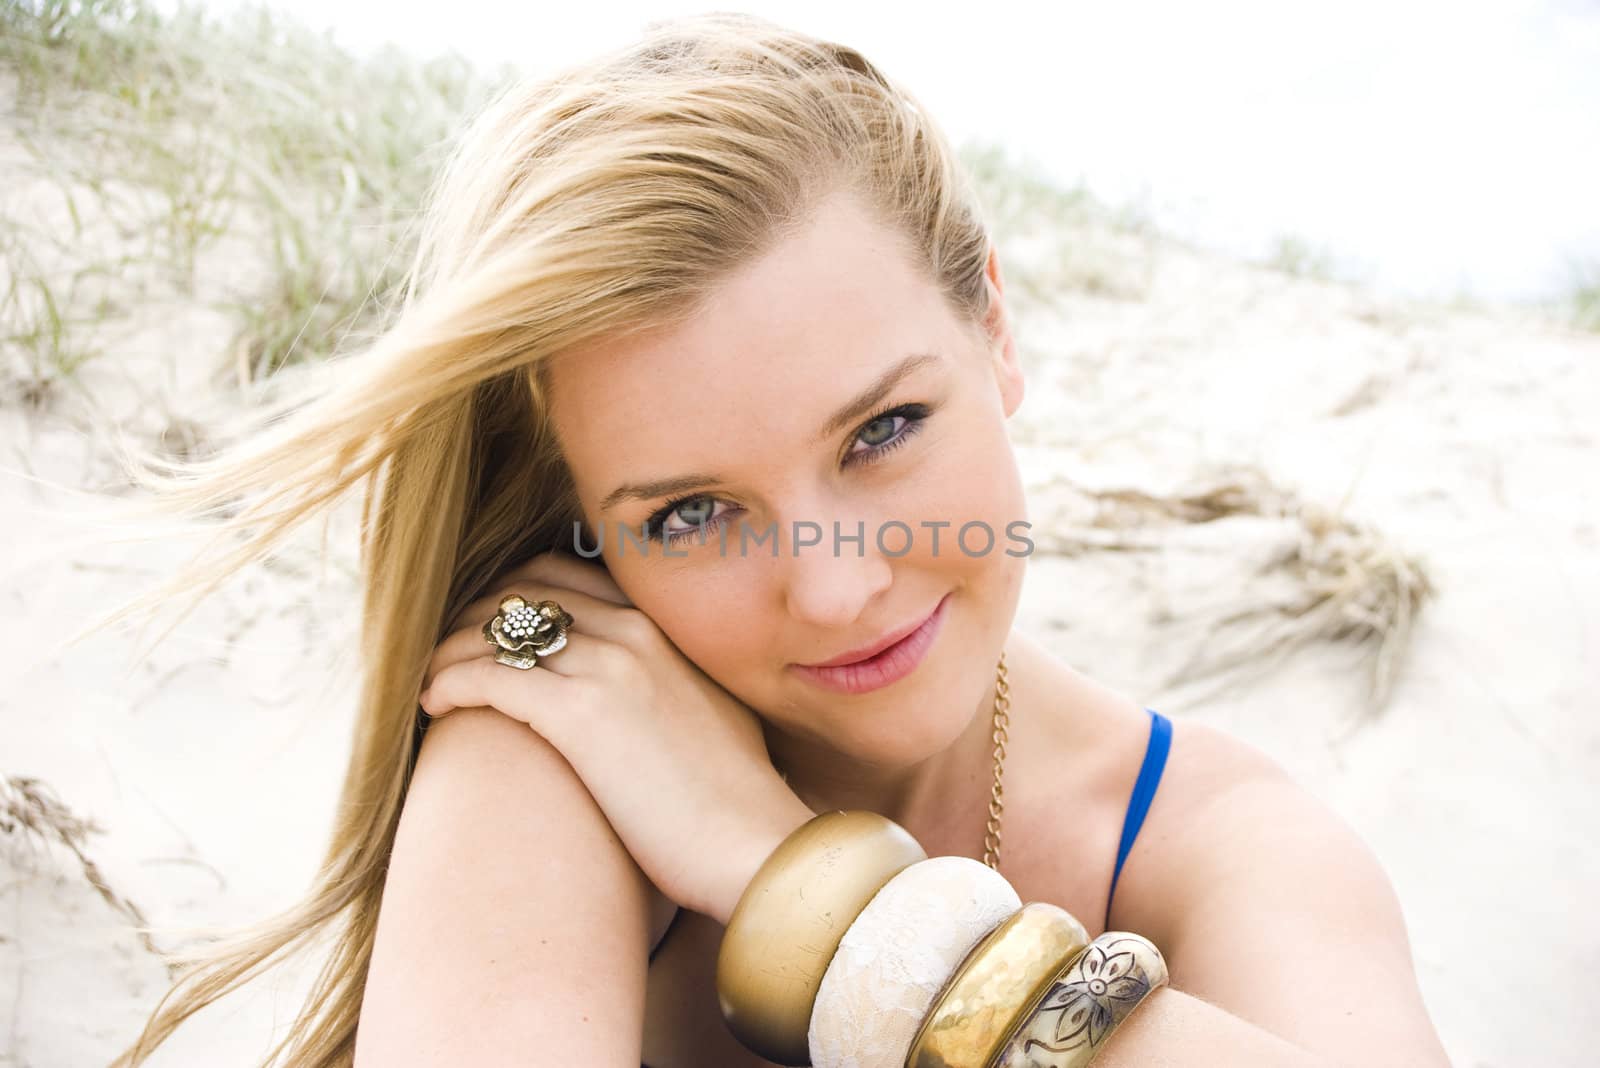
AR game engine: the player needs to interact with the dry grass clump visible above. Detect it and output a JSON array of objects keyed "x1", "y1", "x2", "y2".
[
  {"x1": 1, "y1": 773, "x2": 173, "y2": 972},
  {"x1": 1035, "y1": 465, "x2": 1433, "y2": 719}
]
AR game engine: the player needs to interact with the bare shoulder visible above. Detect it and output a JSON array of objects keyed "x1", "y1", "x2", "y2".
[
  {"x1": 357, "y1": 708, "x2": 659, "y2": 1065},
  {"x1": 941, "y1": 633, "x2": 1444, "y2": 1061},
  {"x1": 1115, "y1": 716, "x2": 1451, "y2": 1063},
  {"x1": 1155, "y1": 708, "x2": 1289, "y2": 804},
  {"x1": 1114, "y1": 713, "x2": 1355, "y2": 939}
]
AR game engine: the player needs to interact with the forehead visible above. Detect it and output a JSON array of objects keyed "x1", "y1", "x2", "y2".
[{"x1": 544, "y1": 193, "x2": 965, "y2": 500}]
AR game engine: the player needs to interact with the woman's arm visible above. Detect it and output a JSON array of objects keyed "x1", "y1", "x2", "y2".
[
  {"x1": 355, "y1": 707, "x2": 655, "y2": 1067},
  {"x1": 1101, "y1": 730, "x2": 1453, "y2": 1067}
]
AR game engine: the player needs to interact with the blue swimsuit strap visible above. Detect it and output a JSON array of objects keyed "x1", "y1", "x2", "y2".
[{"x1": 1105, "y1": 708, "x2": 1172, "y2": 932}]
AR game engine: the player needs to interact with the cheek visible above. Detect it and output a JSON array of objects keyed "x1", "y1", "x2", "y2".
[
  {"x1": 620, "y1": 565, "x2": 770, "y2": 674},
  {"x1": 876, "y1": 418, "x2": 1029, "y2": 563}
]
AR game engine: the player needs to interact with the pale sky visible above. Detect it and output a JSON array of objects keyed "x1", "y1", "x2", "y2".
[{"x1": 195, "y1": 0, "x2": 1600, "y2": 303}]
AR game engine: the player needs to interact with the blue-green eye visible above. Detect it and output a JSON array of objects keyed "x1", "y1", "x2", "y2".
[
  {"x1": 641, "y1": 401, "x2": 932, "y2": 545},
  {"x1": 641, "y1": 494, "x2": 728, "y2": 546},
  {"x1": 847, "y1": 404, "x2": 927, "y2": 461},
  {"x1": 656, "y1": 494, "x2": 721, "y2": 534},
  {"x1": 856, "y1": 413, "x2": 902, "y2": 449}
]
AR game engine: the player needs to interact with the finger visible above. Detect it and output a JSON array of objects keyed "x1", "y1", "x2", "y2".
[
  {"x1": 414, "y1": 701, "x2": 496, "y2": 722},
  {"x1": 419, "y1": 654, "x2": 567, "y2": 729},
  {"x1": 421, "y1": 649, "x2": 626, "y2": 764},
  {"x1": 500, "y1": 548, "x2": 632, "y2": 607},
  {"x1": 426, "y1": 584, "x2": 637, "y2": 688}
]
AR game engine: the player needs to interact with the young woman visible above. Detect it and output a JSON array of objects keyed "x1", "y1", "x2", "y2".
[{"x1": 109, "y1": 13, "x2": 1450, "y2": 1068}]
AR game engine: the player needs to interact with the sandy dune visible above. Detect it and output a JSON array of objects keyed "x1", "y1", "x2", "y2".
[{"x1": 2, "y1": 56, "x2": 1595, "y2": 1068}]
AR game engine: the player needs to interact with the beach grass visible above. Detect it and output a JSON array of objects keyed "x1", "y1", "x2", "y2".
[
  {"x1": 0, "y1": 0, "x2": 1433, "y2": 723},
  {"x1": 1, "y1": 0, "x2": 504, "y2": 392},
  {"x1": 0, "y1": 0, "x2": 1169, "y2": 405},
  {"x1": 1564, "y1": 259, "x2": 1599, "y2": 332}
]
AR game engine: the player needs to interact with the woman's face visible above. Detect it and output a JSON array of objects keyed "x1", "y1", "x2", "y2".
[{"x1": 545, "y1": 189, "x2": 1029, "y2": 769}]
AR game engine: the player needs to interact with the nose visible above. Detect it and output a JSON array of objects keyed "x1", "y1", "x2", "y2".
[{"x1": 780, "y1": 517, "x2": 895, "y2": 628}]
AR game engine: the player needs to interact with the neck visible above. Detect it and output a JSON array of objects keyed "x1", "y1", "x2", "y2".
[{"x1": 761, "y1": 651, "x2": 1004, "y2": 841}]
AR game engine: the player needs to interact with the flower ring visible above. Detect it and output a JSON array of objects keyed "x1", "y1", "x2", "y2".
[{"x1": 483, "y1": 594, "x2": 575, "y2": 670}]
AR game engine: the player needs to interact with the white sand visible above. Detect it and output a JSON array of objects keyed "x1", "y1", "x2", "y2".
[{"x1": 2, "y1": 106, "x2": 1595, "y2": 1068}]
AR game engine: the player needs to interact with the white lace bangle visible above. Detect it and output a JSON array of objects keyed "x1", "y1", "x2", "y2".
[{"x1": 807, "y1": 855, "x2": 1022, "y2": 1068}]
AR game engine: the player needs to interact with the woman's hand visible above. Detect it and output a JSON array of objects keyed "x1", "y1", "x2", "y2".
[{"x1": 418, "y1": 550, "x2": 815, "y2": 924}]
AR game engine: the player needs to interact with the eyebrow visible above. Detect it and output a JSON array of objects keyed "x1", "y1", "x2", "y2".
[{"x1": 598, "y1": 351, "x2": 943, "y2": 512}]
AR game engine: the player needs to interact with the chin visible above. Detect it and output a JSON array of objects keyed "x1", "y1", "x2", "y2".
[{"x1": 816, "y1": 672, "x2": 982, "y2": 765}]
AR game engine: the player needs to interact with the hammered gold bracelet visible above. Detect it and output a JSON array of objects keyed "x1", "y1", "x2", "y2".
[
  {"x1": 904, "y1": 901, "x2": 1093, "y2": 1067},
  {"x1": 715, "y1": 810, "x2": 925, "y2": 1066}
]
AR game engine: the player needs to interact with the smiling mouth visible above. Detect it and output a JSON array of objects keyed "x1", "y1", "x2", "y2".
[
  {"x1": 799, "y1": 598, "x2": 944, "y2": 668},
  {"x1": 787, "y1": 594, "x2": 950, "y2": 695}
]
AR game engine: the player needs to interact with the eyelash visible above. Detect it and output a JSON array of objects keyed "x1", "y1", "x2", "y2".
[{"x1": 641, "y1": 401, "x2": 932, "y2": 545}]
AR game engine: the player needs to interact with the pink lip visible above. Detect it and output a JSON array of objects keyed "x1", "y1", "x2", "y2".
[{"x1": 789, "y1": 594, "x2": 949, "y2": 695}]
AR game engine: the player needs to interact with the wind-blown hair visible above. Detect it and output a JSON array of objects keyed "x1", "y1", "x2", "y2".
[{"x1": 100, "y1": 12, "x2": 995, "y2": 1066}]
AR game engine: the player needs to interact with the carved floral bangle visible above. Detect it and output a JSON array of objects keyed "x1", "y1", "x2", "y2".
[
  {"x1": 990, "y1": 930, "x2": 1169, "y2": 1068},
  {"x1": 715, "y1": 810, "x2": 926, "y2": 1066}
]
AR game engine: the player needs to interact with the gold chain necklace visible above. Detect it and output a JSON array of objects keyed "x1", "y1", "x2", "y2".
[
  {"x1": 776, "y1": 651, "x2": 1012, "y2": 869},
  {"x1": 981, "y1": 650, "x2": 1012, "y2": 872}
]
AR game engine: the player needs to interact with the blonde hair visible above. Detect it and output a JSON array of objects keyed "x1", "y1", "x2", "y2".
[{"x1": 96, "y1": 12, "x2": 995, "y2": 1066}]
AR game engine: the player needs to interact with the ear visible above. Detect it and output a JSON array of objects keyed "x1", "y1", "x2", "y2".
[{"x1": 978, "y1": 243, "x2": 1025, "y2": 418}]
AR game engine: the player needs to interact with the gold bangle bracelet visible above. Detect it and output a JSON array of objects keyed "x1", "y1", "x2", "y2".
[
  {"x1": 991, "y1": 930, "x2": 1168, "y2": 1068},
  {"x1": 904, "y1": 902, "x2": 1091, "y2": 1068},
  {"x1": 716, "y1": 810, "x2": 926, "y2": 1066}
]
